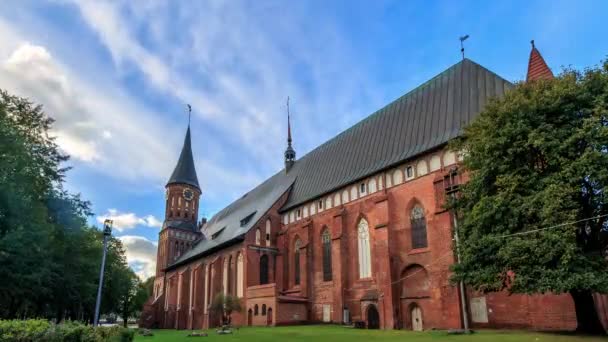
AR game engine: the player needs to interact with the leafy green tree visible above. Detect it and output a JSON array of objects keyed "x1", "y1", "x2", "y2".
[
  {"x1": 450, "y1": 61, "x2": 608, "y2": 334},
  {"x1": 0, "y1": 89, "x2": 142, "y2": 324}
]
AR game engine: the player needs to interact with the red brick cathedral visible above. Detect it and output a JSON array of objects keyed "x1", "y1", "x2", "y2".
[{"x1": 141, "y1": 43, "x2": 608, "y2": 331}]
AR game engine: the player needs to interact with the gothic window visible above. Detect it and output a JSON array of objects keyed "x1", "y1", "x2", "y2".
[
  {"x1": 236, "y1": 253, "x2": 244, "y2": 297},
  {"x1": 255, "y1": 228, "x2": 261, "y2": 245},
  {"x1": 360, "y1": 183, "x2": 366, "y2": 194},
  {"x1": 357, "y1": 219, "x2": 372, "y2": 278},
  {"x1": 259, "y1": 255, "x2": 269, "y2": 285},
  {"x1": 406, "y1": 166, "x2": 414, "y2": 179},
  {"x1": 322, "y1": 229, "x2": 332, "y2": 281},
  {"x1": 262, "y1": 304, "x2": 267, "y2": 315},
  {"x1": 411, "y1": 205, "x2": 428, "y2": 249},
  {"x1": 294, "y1": 239, "x2": 302, "y2": 286},
  {"x1": 265, "y1": 219, "x2": 271, "y2": 246},
  {"x1": 254, "y1": 304, "x2": 259, "y2": 315}
]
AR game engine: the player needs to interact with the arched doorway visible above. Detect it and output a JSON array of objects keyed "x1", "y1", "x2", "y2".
[
  {"x1": 267, "y1": 308, "x2": 273, "y2": 326},
  {"x1": 411, "y1": 305, "x2": 423, "y2": 331},
  {"x1": 247, "y1": 309, "x2": 253, "y2": 326},
  {"x1": 366, "y1": 305, "x2": 380, "y2": 329}
]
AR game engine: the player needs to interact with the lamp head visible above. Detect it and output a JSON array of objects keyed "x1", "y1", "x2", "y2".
[{"x1": 103, "y1": 219, "x2": 113, "y2": 236}]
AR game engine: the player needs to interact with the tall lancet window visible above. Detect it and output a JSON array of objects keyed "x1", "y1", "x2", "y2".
[
  {"x1": 411, "y1": 205, "x2": 428, "y2": 249},
  {"x1": 357, "y1": 219, "x2": 372, "y2": 278},
  {"x1": 322, "y1": 229, "x2": 332, "y2": 281},
  {"x1": 294, "y1": 239, "x2": 302, "y2": 285},
  {"x1": 259, "y1": 255, "x2": 269, "y2": 285},
  {"x1": 236, "y1": 253, "x2": 244, "y2": 297}
]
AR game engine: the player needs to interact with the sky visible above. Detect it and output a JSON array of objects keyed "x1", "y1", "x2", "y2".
[{"x1": 1, "y1": 0, "x2": 607, "y2": 280}]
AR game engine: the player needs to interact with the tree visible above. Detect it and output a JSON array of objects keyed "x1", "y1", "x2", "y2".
[
  {"x1": 450, "y1": 60, "x2": 608, "y2": 334},
  {"x1": 0, "y1": 89, "x2": 138, "y2": 324},
  {"x1": 210, "y1": 293, "x2": 242, "y2": 327}
]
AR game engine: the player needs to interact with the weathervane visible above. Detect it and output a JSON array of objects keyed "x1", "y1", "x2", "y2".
[
  {"x1": 187, "y1": 104, "x2": 192, "y2": 126},
  {"x1": 459, "y1": 35, "x2": 469, "y2": 60}
]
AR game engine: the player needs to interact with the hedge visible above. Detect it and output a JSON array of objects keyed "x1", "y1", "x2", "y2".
[{"x1": 0, "y1": 319, "x2": 135, "y2": 342}]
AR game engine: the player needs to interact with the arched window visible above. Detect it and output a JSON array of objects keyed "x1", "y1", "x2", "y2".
[
  {"x1": 255, "y1": 228, "x2": 261, "y2": 245},
  {"x1": 265, "y1": 220, "x2": 271, "y2": 246},
  {"x1": 262, "y1": 304, "x2": 267, "y2": 315},
  {"x1": 411, "y1": 206, "x2": 428, "y2": 249},
  {"x1": 236, "y1": 253, "x2": 244, "y2": 297},
  {"x1": 357, "y1": 219, "x2": 372, "y2": 278},
  {"x1": 254, "y1": 304, "x2": 259, "y2": 315},
  {"x1": 259, "y1": 255, "x2": 269, "y2": 285},
  {"x1": 294, "y1": 239, "x2": 302, "y2": 286},
  {"x1": 322, "y1": 229, "x2": 332, "y2": 281}
]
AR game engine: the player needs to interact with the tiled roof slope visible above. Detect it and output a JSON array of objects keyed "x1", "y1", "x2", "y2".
[
  {"x1": 527, "y1": 42, "x2": 554, "y2": 81},
  {"x1": 281, "y1": 58, "x2": 512, "y2": 211},
  {"x1": 167, "y1": 126, "x2": 200, "y2": 190}
]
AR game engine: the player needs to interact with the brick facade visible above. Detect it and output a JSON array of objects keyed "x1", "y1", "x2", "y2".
[{"x1": 140, "y1": 146, "x2": 608, "y2": 331}]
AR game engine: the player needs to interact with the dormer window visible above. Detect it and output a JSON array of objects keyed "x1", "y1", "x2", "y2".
[
  {"x1": 211, "y1": 227, "x2": 226, "y2": 240},
  {"x1": 240, "y1": 211, "x2": 257, "y2": 227}
]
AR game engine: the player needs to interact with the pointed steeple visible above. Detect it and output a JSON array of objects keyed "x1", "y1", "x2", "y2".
[
  {"x1": 284, "y1": 97, "x2": 296, "y2": 172},
  {"x1": 167, "y1": 125, "x2": 200, "y2": 190},
  {"x1": 526, "y1": 40, "x2": 554, "y2": 82}
]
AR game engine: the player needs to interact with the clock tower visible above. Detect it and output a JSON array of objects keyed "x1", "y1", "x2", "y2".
[{"x1": 155, "y1": 125, "x2": 202, "y2": 282}]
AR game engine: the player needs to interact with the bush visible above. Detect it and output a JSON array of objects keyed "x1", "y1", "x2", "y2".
[{"x1": 0, "y1": 320, "x2": 134, "y2": 342}]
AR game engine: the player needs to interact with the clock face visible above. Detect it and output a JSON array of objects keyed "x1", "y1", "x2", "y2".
[{"x1": 183, "y1": 188, "x2": 194, "y2": 201}]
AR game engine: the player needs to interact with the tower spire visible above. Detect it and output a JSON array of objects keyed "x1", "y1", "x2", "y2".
[
  {"x1": 284, "y1": 96, "x2": 296, "y2": 172},
  {"x1": 526, "y1": 40, "x2": 554, "y2": 82},
  {"x1": 287, "y1": 96, "x2": 292, "y2": 146}
]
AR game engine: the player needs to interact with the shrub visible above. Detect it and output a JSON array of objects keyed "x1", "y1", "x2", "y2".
[{"x1": 0, "y1": 320, "x2": 134, "y2": 342}]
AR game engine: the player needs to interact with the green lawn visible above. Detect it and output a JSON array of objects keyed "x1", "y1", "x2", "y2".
[{"x1": 134, "y1": 325, "x2": 607, "y2": 341}]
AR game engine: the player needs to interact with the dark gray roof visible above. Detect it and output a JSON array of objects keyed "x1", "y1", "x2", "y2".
[
  {"x1": 167, "y1": 58, "x2": 512, "y2": 269},
  {"x1": 281, "y1": 58, "x2": 512, "y2": 211},
  {"x1": 169, "y1": 169, "x2": 296, "y2": 268},
  {"x1": 167, "y1": 126, "x2": 200, "y2": 190}
]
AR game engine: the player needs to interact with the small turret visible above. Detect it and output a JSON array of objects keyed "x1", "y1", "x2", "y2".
[{"x1": 526, "y1": 40, "x2": 554, "y2": 82}]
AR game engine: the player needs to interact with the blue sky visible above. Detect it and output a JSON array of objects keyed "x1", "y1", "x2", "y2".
[{"x1": 0, "y1": 0, "x2": 606, "y2": 279}]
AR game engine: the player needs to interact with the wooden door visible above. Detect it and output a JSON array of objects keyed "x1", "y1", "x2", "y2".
[
  {"x1": 411, "y1": 306, "x2": 423, "y2": 331},
  {"x1": 267, "y1": 308, "x2": 273, "y2": 326}
]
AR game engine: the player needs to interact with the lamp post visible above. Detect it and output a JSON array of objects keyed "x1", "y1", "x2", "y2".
[{"x1": 94, "y1": 219, "x2": 113, "y2": 327}]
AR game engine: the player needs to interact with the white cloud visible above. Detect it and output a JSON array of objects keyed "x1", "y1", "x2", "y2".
[
  {"x1": 97, "y1": 209, "x2": 162, "y2": 231},
  {"x1": 119, "y1": 235, "x2": 157, "y2": 280}
]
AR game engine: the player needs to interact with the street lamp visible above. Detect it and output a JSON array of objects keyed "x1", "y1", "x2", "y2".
[{"x1": 94, "y1": 219, "x2": 113, "y2": 327}]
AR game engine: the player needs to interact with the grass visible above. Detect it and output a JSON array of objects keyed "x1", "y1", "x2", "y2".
[{"x1": 134, "y1": 325, "x2": 607, "y2": 341}]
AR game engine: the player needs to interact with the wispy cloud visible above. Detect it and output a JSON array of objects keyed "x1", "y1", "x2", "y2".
[
  {"x1": 97, "y1": 209, "x2": 162, "y2": 231},
  {"x1": 119, "y1": 235, "x2": 157, "y2": 280}
]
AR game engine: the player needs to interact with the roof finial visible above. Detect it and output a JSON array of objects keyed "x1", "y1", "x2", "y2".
[
  {"x1": 530, "y1": 39, "x2": 535, "y2": 49},
  {"x1": 459, "y1": 34, "x2": 469, "y2": 60},
  {"x1": 187, "y1": 104, "x2": 192, "y2": 126},
  {"x1": 287, "y1": 96, "x2": 292, "y2": 146}
]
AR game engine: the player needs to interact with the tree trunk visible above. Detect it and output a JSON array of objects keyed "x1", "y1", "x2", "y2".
[{"x1": 570, "y1": 290, "x2": 605, "y2": 334}]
